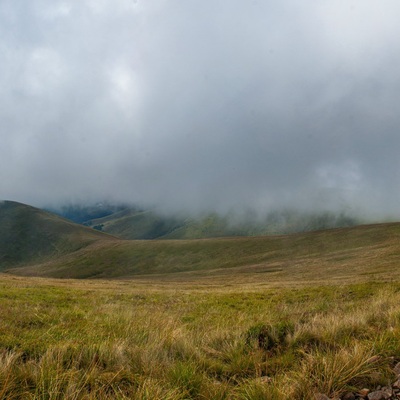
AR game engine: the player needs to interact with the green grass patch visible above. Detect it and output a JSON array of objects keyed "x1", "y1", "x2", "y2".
[{"x1": 1, "y1": 277, "x2": 400, "y2": 398}]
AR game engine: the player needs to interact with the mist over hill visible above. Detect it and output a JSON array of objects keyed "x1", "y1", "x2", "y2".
[{"x1": 50, "y1": 202, "x2": 362, "y2": 240}]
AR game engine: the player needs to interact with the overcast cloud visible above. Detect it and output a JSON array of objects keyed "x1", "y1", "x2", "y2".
[{"x1": 1, "y1": 0, "x2": 400, "y2": 218}]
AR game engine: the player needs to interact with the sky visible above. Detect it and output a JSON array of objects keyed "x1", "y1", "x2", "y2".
[{"x1": 1, "y1": 0, "x2": 400, "y2": 219}]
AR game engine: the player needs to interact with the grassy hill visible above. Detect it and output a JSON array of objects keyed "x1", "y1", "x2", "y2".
[
  {"x1": 81, "y1": 206, "x2": 360, "y2": 240},
  {"x1": 5, "y1": 218, "x2": 400, "y2": 282},
  {"x1": 84, "y1": 208, "x2": 185, "y2": 239},
  {"x1": 84, "y1": 209, "x2": 261, "y2": 239},
  {"x1": 47, "y1": 202, "x2": 128, "y2": 224},
  {"x1": 2, "y1": 200, "x2": 400, "y2": 283},
  {"x1": 0, "y1": 200, "x2": 116, "y2": 270}
]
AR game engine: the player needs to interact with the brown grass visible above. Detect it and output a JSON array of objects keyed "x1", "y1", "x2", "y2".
[{"x1": 1, "y1": 273, "x2": 400, "y2": 399}]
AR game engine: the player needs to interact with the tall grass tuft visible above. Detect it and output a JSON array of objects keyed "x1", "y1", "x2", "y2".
[
  {"x1": 0, "y1": 351, "x2": 20, "y2": 399},
  {"x1": 288, "y1": 344, "x2": 385, "y2": 398}
]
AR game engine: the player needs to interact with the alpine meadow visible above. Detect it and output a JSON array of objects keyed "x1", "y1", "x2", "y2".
[{"x1": 2, "y1": 201, "x2": 400, "y2": 399}]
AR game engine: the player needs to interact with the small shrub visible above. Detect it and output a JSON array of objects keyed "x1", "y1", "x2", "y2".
[{"x1": 245, "y1": 321, "x2": 294, "y2": 352}]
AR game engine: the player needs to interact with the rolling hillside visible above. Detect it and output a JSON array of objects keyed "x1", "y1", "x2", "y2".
[
  {"x1": 84, "y1": 208, "x2": 185, "y2": 239},
  {"x1": 0, "y1": 200, "x2": 116, "y2": 270},
  {"x1": 80, "y1": 206, "x2": 360, "y2": 239},
  {"x1": 2, "y1": 200, "x2": 400, "y2": 283},
  {"x1": 2, "y1": 202, "x2": 400, "y2": 282}
]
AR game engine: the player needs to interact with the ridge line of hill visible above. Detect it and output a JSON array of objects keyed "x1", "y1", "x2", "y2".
[{"x1": 1, "y1": 199, "x2": 400, "y2": 281}]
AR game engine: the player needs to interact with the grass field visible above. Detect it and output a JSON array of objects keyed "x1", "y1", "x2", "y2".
[{"x1": 1, "y1": 272, "x2": 400, "y2": 399}]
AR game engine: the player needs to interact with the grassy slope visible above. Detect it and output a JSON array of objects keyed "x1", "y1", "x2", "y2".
[
  {"x1": 87, "y1": 210, "x2": 259, "y2": 239},
  {"x1": 0, "y1": 200, "x2": 116, "y2": 270},
  {"x1": 83, "y1": 208, "x2": 360, "y2": 240},
  {"x1": 7, "y1": 221, "x2": 400, "y2": 281},
  {"x1": 85, "y1": 209, "x2": 185, "y2": 239}
]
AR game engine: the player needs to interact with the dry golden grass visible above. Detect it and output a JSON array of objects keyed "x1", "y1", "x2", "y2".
[{"x1": 1, "y1": 272, "x2": 400, "y2": 399}]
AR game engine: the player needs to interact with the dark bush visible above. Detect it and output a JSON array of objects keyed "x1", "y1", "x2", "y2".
[{"x1": 245, "y1": 321, "x2": 294, "y2": 352}]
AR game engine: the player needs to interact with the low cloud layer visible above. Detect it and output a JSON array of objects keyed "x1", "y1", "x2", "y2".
[{"x1": 1, "y1": 1, "x2": 400, "y2": 218}]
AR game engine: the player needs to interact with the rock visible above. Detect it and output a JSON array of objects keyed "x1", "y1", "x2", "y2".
[
  {"x1": 380, "y1": 386, "x2": 392, "y2": 395},
  {"x1": 393, "y1": 362, "x2": 400, "y2": 376},
  {"x1": 367, "y1": 390, "x2": 391, "y2": 400},
  {"x1": 393, "y1": 379, "x2": 400, "y2": 389},
  {"x1": 358, "y1": 388, "x2": 370, "y2": 397}
]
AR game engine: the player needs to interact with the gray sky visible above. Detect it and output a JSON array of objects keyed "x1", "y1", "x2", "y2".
[{"x1": 1, "y1": 0, "x2": 400, "y2": 218}]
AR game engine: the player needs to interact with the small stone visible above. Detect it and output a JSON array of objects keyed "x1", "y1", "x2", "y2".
[
  {"x1": 358, "y1": 388, "x2": 370, "y2": 397},
  {"x1": 367, "y1": 390, "x2": 391, "y2": 400},
  {"x1": 394, "y1": 362, "x2": 400, "y2": 375},
  {"x1": 381, "y1": 386, "x2": 392, "y2": 395}
]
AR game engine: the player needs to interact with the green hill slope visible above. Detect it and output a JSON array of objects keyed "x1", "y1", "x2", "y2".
[
  {"x1": 0, "y1": 200, "x2": 116, "y2": 269},
  {"x1": 82, "y1": 207, "x2": 360, "y2": 240},
  {"x1": 84, "y1": 209, "x2": 184, "y2": 239},
  {"x1": 6, "y1": 221, "x2": 400, "y2": 282}
]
